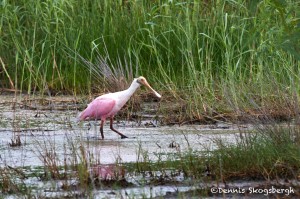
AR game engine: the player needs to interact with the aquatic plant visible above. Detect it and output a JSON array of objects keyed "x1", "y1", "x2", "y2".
[
  {"x1": 1, "y1": 0, "x2": 299, "y2": 122},
  {"x1": 210, "y1": 124, "x2": 300, "y2": 183}
]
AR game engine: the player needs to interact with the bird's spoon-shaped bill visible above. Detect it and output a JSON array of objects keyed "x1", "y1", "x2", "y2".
[{"x1": 141, "y1": 80, "x2": 161, "y2": 98}]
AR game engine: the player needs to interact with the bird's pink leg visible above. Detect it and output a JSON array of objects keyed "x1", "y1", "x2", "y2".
[
  {"x1": 100, "y1": 120, "x2": 105, "y2": 139},
  {"x1": 110, "y1": 118, "x2": 128, "y2": 139}
]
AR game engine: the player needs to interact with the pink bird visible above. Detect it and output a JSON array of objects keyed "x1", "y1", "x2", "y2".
[{"x1": 78, "y1": 76, "x2": 161, "y2": 139}]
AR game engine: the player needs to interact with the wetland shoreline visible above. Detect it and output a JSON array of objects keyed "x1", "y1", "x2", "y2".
[{"x1": 0, "y1": 94, "x2": 300, "y2": 198}]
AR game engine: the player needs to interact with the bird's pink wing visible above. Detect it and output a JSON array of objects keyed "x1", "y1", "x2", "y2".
[{"x1": 79, "y1": 98, "x2": 116, "y2": 120}]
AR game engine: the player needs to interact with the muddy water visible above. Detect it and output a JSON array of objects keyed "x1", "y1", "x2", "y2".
[
  {"x1": 0, "y1": 95, "x2": 243, "y2": 168},
  {"x1": 0, "y1": 95, "x2": 249, "y2": 198},
  {"x1": 0, "y1": 126, "x2": 240, "y2": 167}
]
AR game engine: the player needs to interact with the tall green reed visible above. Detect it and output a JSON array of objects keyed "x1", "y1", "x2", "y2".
[{"x1": 1, "y1": 0, "x2": 299, "y2": 120}]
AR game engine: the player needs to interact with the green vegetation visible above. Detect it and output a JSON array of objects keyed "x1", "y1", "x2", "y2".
[
  {"x1": 1, "y1": 104, "x2": 300, "y2": 198},
  {"x1": 1, "y1": 1, "x2": 300, "y2": 196},
  {"x1": 211, "y1": 124, "x2": 300, "y2": 181},
  {"x1": 132, "y1": 124, "x2": 300, "y2": 182},
  {"x1": 1, "y1": 0, "x2": 300, "y2": 121},
  {"x1": 4, "y1": 123, "x2": 299, "y2": 198}
]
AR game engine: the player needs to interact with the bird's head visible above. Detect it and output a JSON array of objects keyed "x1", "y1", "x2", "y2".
[{"x1": 136, "y1": 76, "x2": 161, "y2": 98}]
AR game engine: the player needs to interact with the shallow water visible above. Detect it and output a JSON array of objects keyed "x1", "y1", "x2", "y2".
[
  {"x1": 1, "y1": 95, "x2": 276, "y2": 198},
  {"x1": 0, "y1": 95, "x2": 243, "y2": 168}
]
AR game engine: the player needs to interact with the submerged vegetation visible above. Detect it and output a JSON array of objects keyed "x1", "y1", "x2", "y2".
[{"x1": 1, "y1": 0, "x2": 300, "y2": 121}]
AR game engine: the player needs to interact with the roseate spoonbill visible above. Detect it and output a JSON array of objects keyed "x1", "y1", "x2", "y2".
[{"x1": 78, "y1": 76, "x2": 161, "y2": 139}]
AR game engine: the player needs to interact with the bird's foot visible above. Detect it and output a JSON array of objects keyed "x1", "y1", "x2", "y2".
[{"x1": 121, "y1": 135, "x2": 128, "y2": 139}]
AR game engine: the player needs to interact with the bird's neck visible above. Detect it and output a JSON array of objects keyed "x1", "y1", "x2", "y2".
[
  {"x1": 113, "y1": 81, "x2": 140, "y2": 108},
  {"x1": 126, "y1": 81, "x2": 140, "y2": 97}
]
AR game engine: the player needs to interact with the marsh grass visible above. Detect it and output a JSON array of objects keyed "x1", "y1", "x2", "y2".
[
  {"x1": 210, "y1": 124, "x2": 300, "y2": 182},
  {"x1": 1, "y1": 0, "x2": 300, "y2": 123},
  {"x1": 0, "y1": 166, "x2": 37, "y2": 197},
  {"x1": 1, "y1": 0, "x2": 300, "y2": 196},
  {"x1": 34, "y1": 134, "x2": 92, "y2": 183},
  {"x1": 29, "y1": 132, "x2": 133, "y2": 197},
  {"x1": 1, "y1": 103, "x2": 300, "y2": 198},
  {"x1": 127, "y1": 126, "x2": 300, "y2": 197},
  {"x1": 1, "y1": 125, "x2": 300, "y2": 197},
  {"x1": 73, "y1": 47, "x2": 136, "y2": 93},
  {"x1": 130, "y1": 111, "x2": 300, "y2": 185}
]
